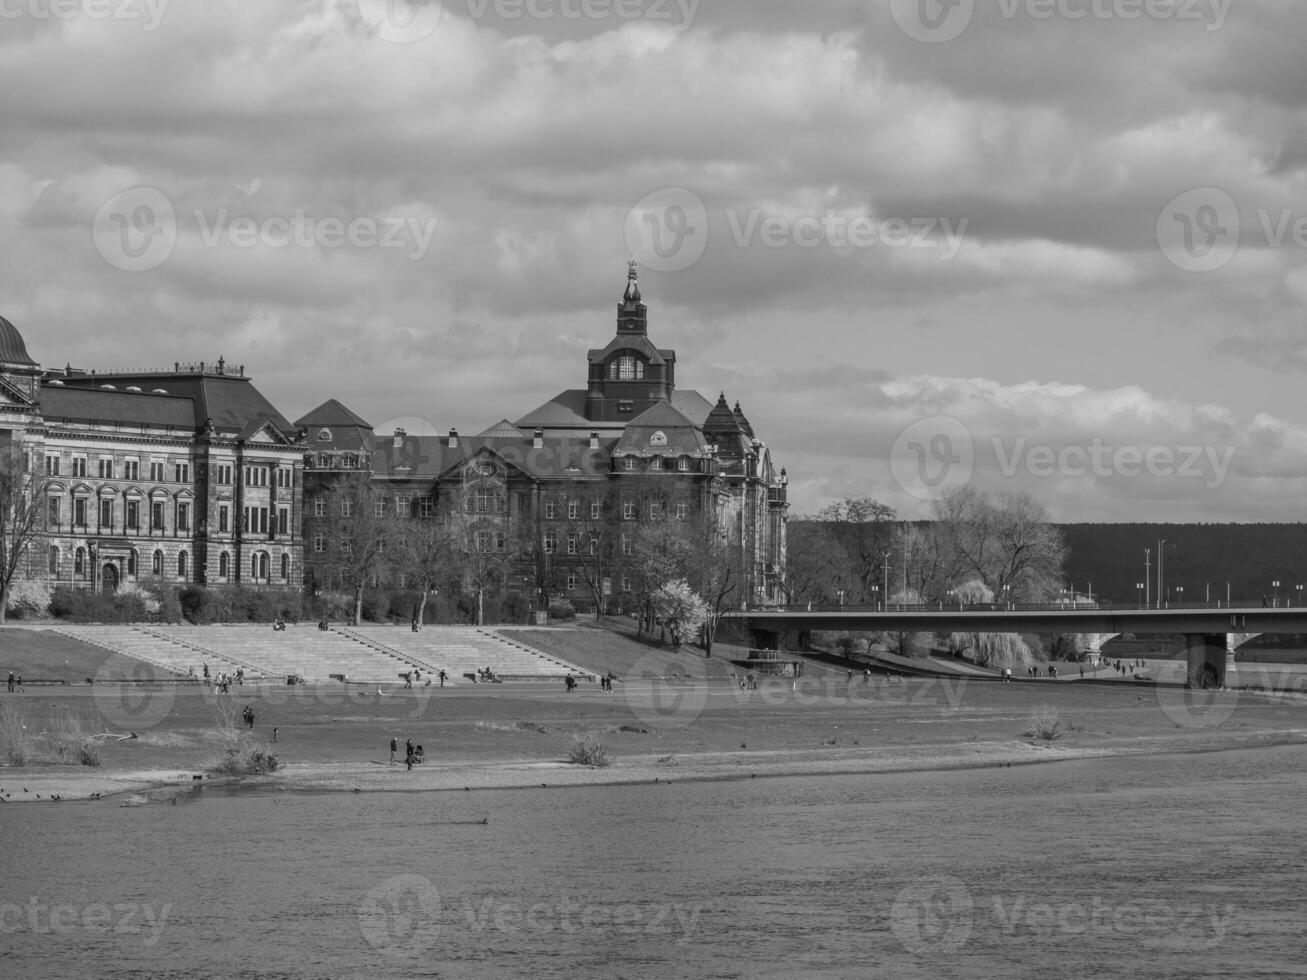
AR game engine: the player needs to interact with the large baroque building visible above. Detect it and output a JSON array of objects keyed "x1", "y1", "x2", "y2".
[
  {"x1": 0, "y1": 315, "x2": 304, "y2": 594},
  {"x1": 300, "y1": 263, "x2": 789, "y2": 611}
]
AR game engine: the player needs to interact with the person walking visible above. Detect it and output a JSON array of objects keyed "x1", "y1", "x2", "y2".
[
  {"x1": 6, "y1": 671, "x2": 13, "y2": 693},
  {"x1": 390, "y1": 736, "x2": 398, "y2": 765},
  {"x1": 438, "y1": 670, "x2": 447, "y2": 688}
]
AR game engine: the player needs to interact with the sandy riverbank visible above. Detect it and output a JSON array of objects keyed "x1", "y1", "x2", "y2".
[{"x1": 3, "y1": 676, "x2": 1305, "y2": 803}]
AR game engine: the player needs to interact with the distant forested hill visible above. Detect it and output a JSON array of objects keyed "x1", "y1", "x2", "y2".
[{"x1": 1061, "y1": 524, "x2": 1307, "y2": 605}]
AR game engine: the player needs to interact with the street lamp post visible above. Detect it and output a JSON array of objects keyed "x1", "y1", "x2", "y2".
[
  {"x1": 1136, "y1": 582, "x2": 1144, "y2": 608},
  {"x1": 881, "y1": 552, "x2": 891, "y2": 610},
  {"x1": 1296, "y1": 584, "x2": 1303, "y2": 607},
  {"x1": 1272, "y1": 580, "x2": 1281, "y2": 608},
  {"x1": 1144, "y1": 549, "x2": 1151, "y2": 608},
  {"x1": 870, "y1": 584, "x2": 880, "y2": 610},
  {"x1": 1176, "y1": 585, "x2": 1184, "y2": 606},
  {"x1": 1157, "y1": 539, "x2": 1166, "y2": 609}
]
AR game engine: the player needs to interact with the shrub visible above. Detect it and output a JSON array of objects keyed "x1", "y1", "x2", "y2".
[
  {"x1": 1, "y1": 704, "x2": 31, "y2": 766},
  {"x1": 6, "y1": 577, "x2": 51, "y2": 619},
  {"x1": 548, "y1": 601, "x2": 576, "y2": 621},
  {"x1": 1025, "y1": 708, "x2": 1064, "y2": 741},
  {"x1": 568, "y1": 732, "x2": 610, "y2": 767},
  {"x1": 203, "y1": 697, "x2": 278, "y2": 775}
]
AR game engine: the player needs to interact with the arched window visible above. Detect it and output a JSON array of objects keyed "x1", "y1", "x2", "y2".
[
  {"x1": 48, "y1": 546, "x2": 59, "y2": 576},
  {"x1": 127, "y1": 551, "x2": 137, "y2": 577},
  {"x1": 152, "y1": 550, "x2": 163, "y2": 575},
  {"x1": 280, "y1": 553, "x2": 289, "y2": 580},
  {"x1": 219, "y1": 552, "x2": 229, "y2": 578},
  {"x1": 609, "y1": 355, "x2": 644, "y2": 380},
  {"x1": 74, "y1": 547, "x2": 85, "y2": 577},
  {"x1": 177, "y1": 551, "x2": 188, "y2": 579},
  {"x1": 259, "y1": 552, "x2": 269, "y2": 578}
]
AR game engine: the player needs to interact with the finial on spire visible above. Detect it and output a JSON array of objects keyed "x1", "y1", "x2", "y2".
[
  {"x1": 628, "y1": 256, "x2": 638, "y2": 280},
  {"x1": 624, "y1": 257, "x2": 642, "y2": 302}
]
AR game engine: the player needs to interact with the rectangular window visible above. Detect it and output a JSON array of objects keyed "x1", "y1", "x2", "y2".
[
  {"x1": 277, "y1": 467, "x2": 292, "y2": 488},
  {"x1": 123, "y1": 460, "x2": 139, "y2": 480},
  {"x1": 591, "y1": 501, "x2": 601, "y2": 520},
  {"x1": 475, "y1": 530, "x2": 492, "y2": 553},
  {"x1": 544, "y1": 501, "x2": 555, "y2": 519},
  {"x1": 313, "y1": 534, "x2": 325, "y2": 553},
  {"x1": 678, "y1": 458, "x2": 690, "y2": 472},
  {"x1": 566, "y1": 535, "x2": 578, "y2": 555},
  {"x1": 342, "y1": 500, "x2": 354, "y2": 518},
  {"x1": 45, "y1": 455, "x2": 60, "y2": 476},
  {"x1": 567, "y1": 574, "x2": 578, "y2": 591},
  {"x1": 676, "y1": 502, "x2": 688, "y2": 520},
  {"x1": 375, "y1": 499, "x2": 386, "y2": 518},
  {"x1": 176, "y1": 502, "x2": 190, "y2": 532},
  {"x1": 74, "y1": 498, "x2": 87, "y2": 526},
  {"x1": 649, "y1": 502, "x2": 660, "y2": 520},
  {"x1": 623, "y1": 457, "x2": 635, "y2": 471},
  {"x1": 396, "y1": 495, "x2": 410, "y2": 516},
  {"x1": 621, "y1": 533, "x2": 632, "y2": 555},
  {"x1": 99, "y1": 499, "x2": 113, "y2": 527},
  {"x1": 150, "y1": 461, "x2": 165, "y2": 482},
  {"x1": 277, "y1": 508, "x2": 288, "y2": 535},
  {"x1": 174, "y1": 462, "x2": 190, "y2": 483},
  {"x1": 622, "y1": 501, "x2": 635, "y2": 520},
  {"x1": 419, "y1": 496, "x2": 434, "y2": 519},
  {"x1": 618, "y1": 401, "x2": 633, "y2": 414},
  {"x1": 543, "y1": 530, "x2": 557, "y2": 554},
  {"x1": 567, "y1": 500, "x2": 579, "y2": 520},
  {"x1": 621, "y1": 575, "x2": 632, "y2": 593},
  {"x1": 313, "y1": 498, "x2": 325, "y2": 517},
  {"x1": 98, "y1": 459, "x2": 114, "y2": 479},
  {"x1": 72, "y1": 457, "x2": 87, "y2": 478},
  {"x1": 589, "y1": 535, "x2": 598, "y2": 555},
  {"x1": 218, "y1": 505, "x2": 229, "y2": 533},
  {"x1": 650, "y1": 457, "x2": 662, "y2": 472},
  {"x1": 151, "y1": 501, "x2": 164, "y2": 530},
  {"x1": 47, "y1": 497, "x2": 60, "y2": 525},
  {"x1": 126, "y1": 500, "x2": 139, "y2": 530}
]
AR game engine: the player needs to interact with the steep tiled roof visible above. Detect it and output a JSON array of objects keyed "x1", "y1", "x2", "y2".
[
  {"x1": 295, "y1": 399, "x2": 372, "y2": 430},
  {"x1": 39, "y1": 386, "x2": 196, "y2": 429},
  {"x1": 613, "y1": 402, "x2": 709, "y2": 457},
  {"x1": 586, "y1": 335, "x2": 671, "y2": 365},
  {"x1": 0, "y1": 314, "x2": 36, "y2": 366},
  {"x1": 62, "y1": 372, "x2": 292, "y2": 435}
]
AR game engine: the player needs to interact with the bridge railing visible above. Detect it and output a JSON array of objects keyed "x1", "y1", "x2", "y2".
[{"x1": 746, "y1": 600, "x2": 1297, "y2": 614}]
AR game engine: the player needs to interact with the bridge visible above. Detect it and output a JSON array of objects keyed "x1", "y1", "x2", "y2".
[{"x1": 727, "y1": 605, "x2": 1307, "y2": 688}]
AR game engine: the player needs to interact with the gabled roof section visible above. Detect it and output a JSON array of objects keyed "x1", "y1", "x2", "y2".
[
  {"x1": 0, "y1": 375, "x2": 35, "y2": 406},
  {"x1": 614, "y1": 402, "x2": 708, "y2": 457},
  {"x1": 60, "y1": 371, "x2": 293, "y2": 435},
  {"x1": 476, "y1": 419, "x2": 529, "y2": 440},
  {"x1": 235, "y1": 417, "x2": 295, "y2": 444},
  {"x1": 295, "y1": 399, "x2": 372, "y2": 430},
  {"x1": 516, "y1": 390, "x2": 589, "y2": 429}
]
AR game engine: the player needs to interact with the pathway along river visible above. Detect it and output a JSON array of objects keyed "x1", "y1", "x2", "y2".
[{"x1": 2, "y1": 744, "x2": 1305, "y2": 978}]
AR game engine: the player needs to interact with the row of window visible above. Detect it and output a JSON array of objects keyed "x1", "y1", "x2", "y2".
[
  {"x1": 312, "y1": 496, "x2": 435, "y2": 518},
  {"x1": 45, "y1": 456, "x2": 291, "y2": 487},
  {"x1": 541, "y1": 500, "x2": 690, "y2": 521},
  {"x1": 51, "y1": 547, "x2": 291, "y2": 581},
  {"x1": 48, "y1": 499, "x2": 290, "y2": 537}
]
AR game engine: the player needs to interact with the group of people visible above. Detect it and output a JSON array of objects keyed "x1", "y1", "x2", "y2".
[
  {"x1": 241, "y1": 705, "x2": 255, "y2": 729},
  {"x1": 201, "y1": 663, "x2": 244, "y2": 693},
  {"x1": 475, "y1": 667, "x2": 500, "y2": 683},
  {"x1": 390, "y1": 736, "x2": 424, "y2": 770},
  {"x1": 272, "y1": 618, "x2": 287, "y2": 632},
  {"x1": 5, "y1": 671, "x2": 21, "y2": 692}
]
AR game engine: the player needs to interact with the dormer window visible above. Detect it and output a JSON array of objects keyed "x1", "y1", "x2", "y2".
[
  {"x1": 317, "y1": 429, "x2": 333, "y2": 441},
  {"x1": 650, "y1": 431, "x2": 668, "y2": 447},
  {"x1": 609, "y1": 355, "x2": 644, "y2": 380}
]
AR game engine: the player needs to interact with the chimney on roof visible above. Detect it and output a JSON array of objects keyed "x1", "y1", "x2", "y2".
[
  {"x1": 589, "y1": 431, "x2": 599, "y2": 450},
  {"x1": 533, "y1": 428, "x2": 544, "y2": 450},
  {"x1": 448, "y1": 428, "x2": 459, "y2": 449},
  {"x1": 393, "y1": 427, "x2": 406, "y2": 449}
]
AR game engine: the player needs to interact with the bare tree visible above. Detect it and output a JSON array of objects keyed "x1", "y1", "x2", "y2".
[
  {"x1": 679, "y1": 510, "x2": 738, "y2": 658},
  {"x1": 312, "y1": 471, "x2": 391, "y2": 625},
  {"x1": 390, "y1": 511, "x2": 460, "y2": 625},
  {"x1": 812, "y1": 497, "x2": 897, "y2": 601},
  {"x1": 558, "y1": 482, "x2": 617, "y2": 619},
  {"x1": 784, "y1": 519, "x2": 854, "y2": 604},
  {"x1": 934, "y1": 488, "x2": 1066, "y2": 600},
  {"x1": 0, "y1": 446, "x2": 45, "y2": 624}
]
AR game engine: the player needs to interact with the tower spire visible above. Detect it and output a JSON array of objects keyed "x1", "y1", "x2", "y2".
[{"x1": 624, "y1": 256, "x2": 641, "y2": 302}]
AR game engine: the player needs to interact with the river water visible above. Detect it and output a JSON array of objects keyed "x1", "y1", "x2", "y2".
[{"x1": 2, "y1": 745, "x2": 1305, "y2": 979}]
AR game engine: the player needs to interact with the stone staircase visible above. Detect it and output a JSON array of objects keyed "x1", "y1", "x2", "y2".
[{"x1": 330, "y1": 625, "x2": 588, "y2": 679}]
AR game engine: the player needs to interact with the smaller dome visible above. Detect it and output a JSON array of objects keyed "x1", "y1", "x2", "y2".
[{"x1": 0, "y1": 314, "x2": 36, "y2": 366}]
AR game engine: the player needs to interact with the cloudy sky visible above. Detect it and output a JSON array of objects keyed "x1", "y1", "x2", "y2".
[{"x1": 3, "y1": 0, "x2": 1307, "y2": 521}]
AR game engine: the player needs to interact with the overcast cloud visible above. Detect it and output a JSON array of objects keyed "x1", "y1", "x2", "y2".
[{"x1": 2, "y1": 0, "x2": 1306, "y2": 520}]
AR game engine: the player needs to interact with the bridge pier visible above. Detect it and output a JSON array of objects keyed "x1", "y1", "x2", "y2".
[{"x1": 1183, "y1": 634, "x2": 1233, "y2": 689}]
